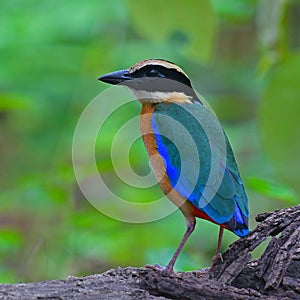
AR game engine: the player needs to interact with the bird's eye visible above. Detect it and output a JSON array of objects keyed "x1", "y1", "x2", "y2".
[{"x1": 146, "y1": 69, "x2": 159, "y2": 77}]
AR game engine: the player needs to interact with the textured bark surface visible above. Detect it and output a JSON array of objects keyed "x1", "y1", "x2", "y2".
[{"x1": 0, "y1": 205, "x2": 299, "y2": 300}]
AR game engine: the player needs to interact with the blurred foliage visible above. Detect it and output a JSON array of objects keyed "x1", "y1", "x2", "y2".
[
  {"x1": 0, "y1": 0, "x2": 299, "y2": 283},
  {"x1": 260, "y1": 54, "x2": 300, "y2": 190},
  {"x1": 128, "y1": 0, "x2": 215, "y2": 62},
  {"x1": 247, "y1": 177, "x2": 298, "y2": 204}
]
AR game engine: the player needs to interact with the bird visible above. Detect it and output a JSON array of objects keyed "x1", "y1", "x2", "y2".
[{"x1": 98, "y1": 59, "x2": 249, "y2": 273}]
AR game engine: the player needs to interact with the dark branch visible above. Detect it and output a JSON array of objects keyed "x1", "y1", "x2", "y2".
[{"x1": 0, "y1": 205, "x2": 299, "y2": 300}]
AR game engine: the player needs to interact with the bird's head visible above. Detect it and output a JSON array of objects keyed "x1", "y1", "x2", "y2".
[{"x1": 98, "y1": 59, "x2": 199, "y2": 103}]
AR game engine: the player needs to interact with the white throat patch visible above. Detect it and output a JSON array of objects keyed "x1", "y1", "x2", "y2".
[{"x1": 132, "y1": 90, "x2": 193, "y2": 104}]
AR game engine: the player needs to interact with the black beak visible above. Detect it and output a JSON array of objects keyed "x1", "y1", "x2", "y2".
[{"x1": 98, "y1": 69, "x2": 132, "y2": 85}]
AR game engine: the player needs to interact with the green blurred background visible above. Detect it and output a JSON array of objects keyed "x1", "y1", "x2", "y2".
[{"x1": 0, "y1": 0, "x2": 299, "y2": 283}]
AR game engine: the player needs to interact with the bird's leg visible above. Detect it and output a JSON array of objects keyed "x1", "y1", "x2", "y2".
[
  {"x1": 164, "y1": 217, "x2": 196, "y2": 273},
  {"x1": 211, "y1": 226, "x2": 224, "y2": 266},
  {"x1": 145, "y1": 217, "x2": 195, "y2": 272}
]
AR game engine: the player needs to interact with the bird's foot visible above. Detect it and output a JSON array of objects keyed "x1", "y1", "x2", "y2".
[
  {"x1": 145, "y1": 264, "x2": 174, "y2": 274},
  {"x1": 211, "y1": 252, "x2": 223, "y2": 269},
  {"x1": 192, "y1": 267, "x2": 210, "y2": 277}
]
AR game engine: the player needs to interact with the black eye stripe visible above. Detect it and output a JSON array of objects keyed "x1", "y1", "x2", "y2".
[
  {"x1": 146, "y1": 68, "x2": 160, "y2": 77},
  {"x1": 132, "y1": 65, "x2": 192, "y2": 88},
  {"x1": 126, "y1": 64, "x2": 200, "y2": 101}
]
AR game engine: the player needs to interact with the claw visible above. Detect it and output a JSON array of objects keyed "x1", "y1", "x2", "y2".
[
  {"x1": 145, "y1": 264, "x2": 174, "y2": 273},
  {"x1": 193, "y1": 268, "x2": 209, "y2": 277},
  {"x1": 211, "y1": 252, "x2": 223, "y2": 268}
]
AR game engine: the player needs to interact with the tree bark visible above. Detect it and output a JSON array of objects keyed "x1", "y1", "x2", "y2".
[{"x1": 0, "y1": 205, "x2": 299, "y2": 300}]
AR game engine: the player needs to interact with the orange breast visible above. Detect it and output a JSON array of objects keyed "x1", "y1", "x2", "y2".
[
  {"x1": 140, "y1": 104, "x2": 196, "y2": 217},
  {"x1": 140, "y1": 104, "x2": 173, "y2": 196}
]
